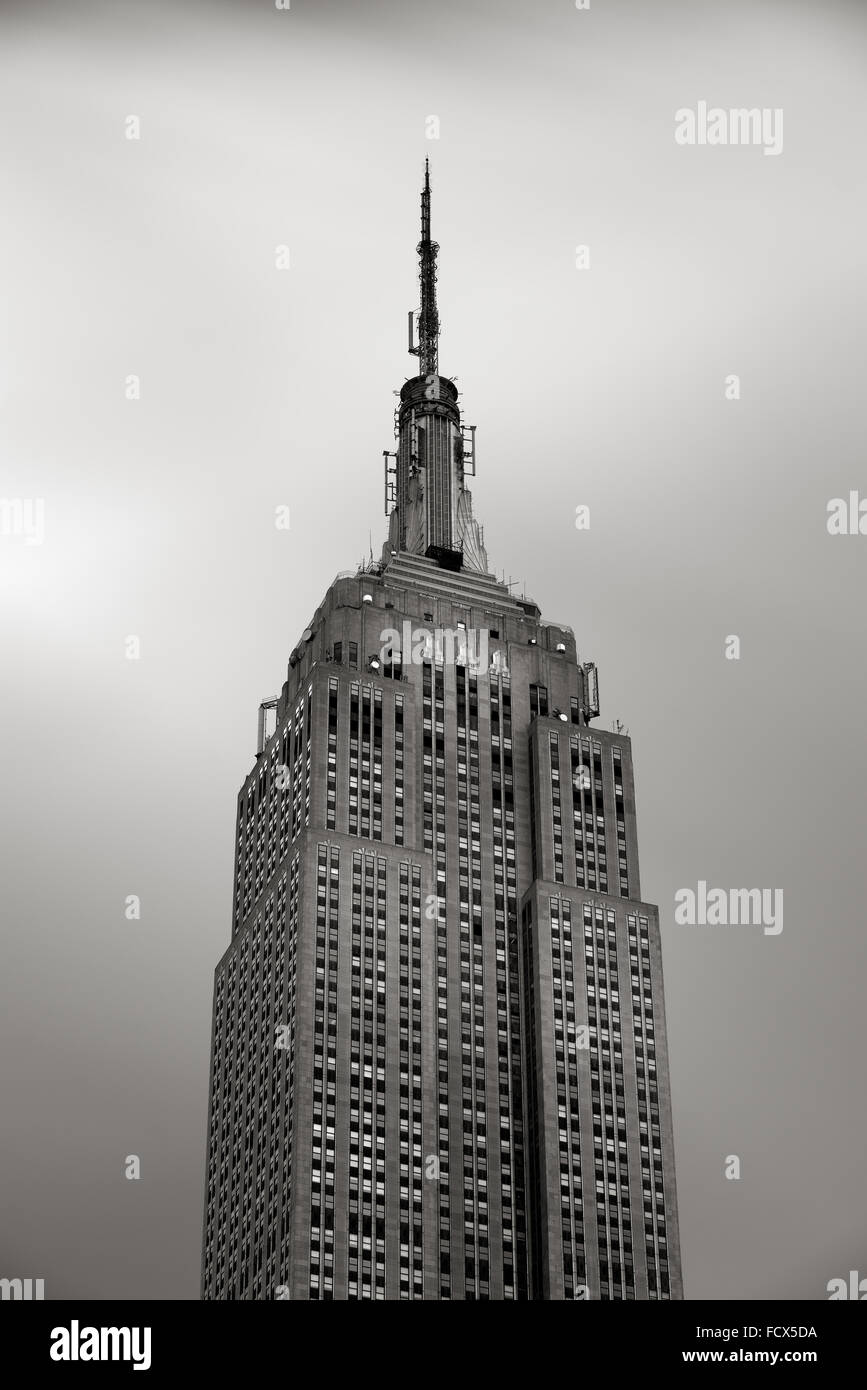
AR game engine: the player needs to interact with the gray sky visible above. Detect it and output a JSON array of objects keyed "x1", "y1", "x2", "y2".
[{"x1": 1, "y1": 0, "x2": 866, "y2": 1299}]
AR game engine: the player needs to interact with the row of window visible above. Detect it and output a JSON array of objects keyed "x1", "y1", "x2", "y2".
[{"x1": 204, "y1": 858, "x2": 300, "y2": 1300}]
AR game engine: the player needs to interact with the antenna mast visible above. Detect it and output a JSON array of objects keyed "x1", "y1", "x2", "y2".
[{"x1": 408, "y1": 158, "x2": 440, "y2": 377}]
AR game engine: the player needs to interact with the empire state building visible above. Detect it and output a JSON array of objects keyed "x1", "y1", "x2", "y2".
[{"x1": 201, "y1": 164, "x2": 683, "y2": 1301}]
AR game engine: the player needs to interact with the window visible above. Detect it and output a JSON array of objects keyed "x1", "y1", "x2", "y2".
[{"x1": 530, "y1": 684, "x2": 549, "y2": 718}]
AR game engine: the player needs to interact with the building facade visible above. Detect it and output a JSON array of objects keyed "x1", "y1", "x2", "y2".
[{"x1": 201, "y1": 166, "x2": 683, "y2": 1301}]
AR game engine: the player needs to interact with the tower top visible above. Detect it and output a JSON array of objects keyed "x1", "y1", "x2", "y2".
[
  {"x1": 409, "y1": 158, "x2": 440, "y2": 378},
  {"x1": 387, "y1": 164, "x2": 488, "y2": 575}
]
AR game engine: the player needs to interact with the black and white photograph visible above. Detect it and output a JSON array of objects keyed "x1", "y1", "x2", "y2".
[{"x1": 1, "y1": 0, "x2": 864, "y2": 1367}]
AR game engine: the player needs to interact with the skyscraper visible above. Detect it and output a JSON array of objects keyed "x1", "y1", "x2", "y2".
[{"x1": 201, "y1": 164, "x2": 683, "y2": 1301}]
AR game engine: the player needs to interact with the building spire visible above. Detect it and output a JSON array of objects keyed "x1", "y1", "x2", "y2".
[
  {"x1": 410, "y1": 157, "x2": 440, "y2": 378},
  {"x1": 387, "y1": 163, "x2": 488, "y2": 575}
]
